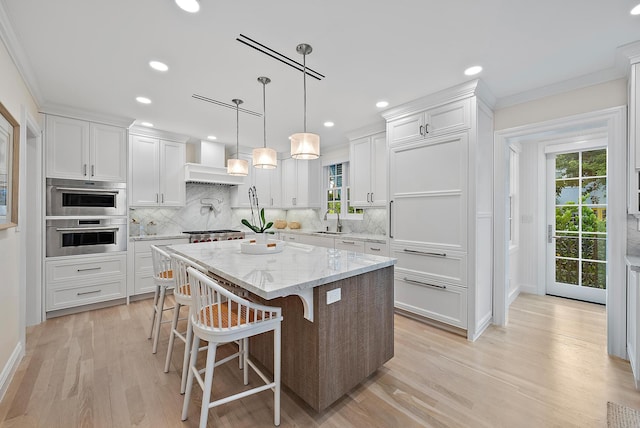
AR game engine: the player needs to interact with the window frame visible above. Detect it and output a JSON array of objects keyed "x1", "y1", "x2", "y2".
[{"x1": 323, "y1": 161, "x2": 363, "y2": 220}]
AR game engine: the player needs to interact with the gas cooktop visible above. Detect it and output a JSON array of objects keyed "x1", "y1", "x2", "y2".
[
  {"x1": 183, "y1": 229, "x2": 245, "y2": 243},
  {"x1": 183, "y1": 229, "x2": 240, "y2": 234}
]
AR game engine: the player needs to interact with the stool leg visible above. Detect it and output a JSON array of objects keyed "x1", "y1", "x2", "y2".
[
  {"x1": 148, "y1": 285, "x2": 160, "y2": 339},
  {"x1": 181, "y1": 330, "x2": 201, "y2": 421},
  {"x1": 243, "y1": 337, "x2": 249, "y2": 386},
  {"x1": 164, "y1": 302, "x2": 181, "y2": 373},
  {"x1": 199, "y1": 342, "x2": 217, "y2": 428},
  {"x1": 180, "y1": 310, "x2": 193, "y2": 394},
  {"x1": 274, "y1": 324, "x2": 281, "y2": 427},
  {"x1": 152, "y1": 286, "x2": 167, "y2": 354}
]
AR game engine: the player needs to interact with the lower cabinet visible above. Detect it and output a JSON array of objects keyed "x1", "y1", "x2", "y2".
[
  {"x1": 45, "y1": 253, "x2": 127, "y2": 311},
  {"x1": 627, "y1": 265, "x2": 640, "y2": 389},
  {"x1": 334, "y1": 238, "x2": 365, "y2": 252},
  {"x1": 278, "y1": 232, "x2": 388, "y2": 255},
  {"x1": 364, "y1": 241, "x2": 389, "y2": 257},
  {"x1": 131, "y1": 238, "x2": 189, "y2": 296}
]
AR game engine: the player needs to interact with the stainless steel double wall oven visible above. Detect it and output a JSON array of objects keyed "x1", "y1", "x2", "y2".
[{"x1": 46, "y1": 178, "x2": 127, "y2": 257}]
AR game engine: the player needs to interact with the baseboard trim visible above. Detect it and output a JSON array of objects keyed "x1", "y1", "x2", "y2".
[
  {"x1": 0, "y1": 342, "x2": 24, "y2": 402},
  {"x1": 508, "y1": 285, "x2": 522, "y2": 306},
  {"x1": 394, "y1": 308, "x2": 467, "y2": 338}
]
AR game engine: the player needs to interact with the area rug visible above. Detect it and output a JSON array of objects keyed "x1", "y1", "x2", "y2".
[{"x1": 608, "y1": 401, "x2": 640, "y2": 428}]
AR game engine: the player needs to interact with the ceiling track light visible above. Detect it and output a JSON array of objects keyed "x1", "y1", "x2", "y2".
[
  {"x1": 290, "y1": 43, "x2": 320, "y2": 160},
  {"x1": 227, "y1": 99, "x2": 249, "y2": 177},
  {"x1": 253, "y1": 77, "x2": 277, "y2": 169}
]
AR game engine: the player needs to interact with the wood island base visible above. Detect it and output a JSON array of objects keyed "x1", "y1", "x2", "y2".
[{"x1": 248, "y1": 266, "x2": 395, "y2": 412}]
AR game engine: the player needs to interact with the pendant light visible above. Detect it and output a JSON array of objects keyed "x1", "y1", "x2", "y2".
[
  {"x1": 290, "y1": 43, "x2": 320, "y2": 160},
  {"x1": 252, "y1": 77, "x2": 277, "y2": 169},
  {"x1": 227, "y1": 99, "x2": 249, "y2": 176}
]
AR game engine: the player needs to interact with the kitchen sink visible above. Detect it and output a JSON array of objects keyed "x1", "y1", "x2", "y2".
[{"x1": 314, "y1": 230, "x2": 348, "y2": 235}]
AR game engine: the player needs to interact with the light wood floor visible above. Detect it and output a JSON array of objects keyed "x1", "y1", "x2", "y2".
[{"x1": 0, "y1": 294, "x2": 638, "y2": 427}]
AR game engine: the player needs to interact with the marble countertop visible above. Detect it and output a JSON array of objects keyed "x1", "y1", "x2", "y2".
[
  {"x1": 169, "y1": 239, "x2": 396, "y2": 301},
  {"x1": 274, "y1": 228, "x2": 387, "y2": 244},
  {"x1": 129, "y1": 233, "x2": 189, "y2": 241}
]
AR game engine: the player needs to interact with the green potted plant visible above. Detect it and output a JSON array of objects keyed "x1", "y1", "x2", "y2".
[{"x1": 241, "y1": 186, "x2": 273, "y2": 242}]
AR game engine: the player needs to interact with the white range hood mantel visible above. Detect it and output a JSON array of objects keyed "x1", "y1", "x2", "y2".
[{"x1": 184, "y1": 163, "x2": 245, "y2": 185}]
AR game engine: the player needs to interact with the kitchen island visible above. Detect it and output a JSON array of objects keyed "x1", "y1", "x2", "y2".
[{"x1": 169, "y1": 239, "x2": 396, "y2": 411}]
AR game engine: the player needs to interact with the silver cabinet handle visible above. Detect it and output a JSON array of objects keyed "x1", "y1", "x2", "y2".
[
  {"x1": 369, "y1": 247, "x2": 381, "y2": 252},
  {"x1": 77, "y1": 289, "x2": 101, "y2": 296},
  {"x1": 55, "y1": 187, "x2": 120, "y2": 194},
  {"x1": 57, "y1": 226, "x2": 119, "y2": 232},
  {"x1": 161, "y1": 193, "x2": 165, "y2": 203},
  {"x1": 271, "y1": 197, "x2": 273, "y2": 206},
  {"x1": 83, "y1": 164, "x2": 87, "y2": 176},
  {"x1": 340, "y1": 240, "x2": 356, "y2": 245},
  {"x1": 389, "y1": 200, "x2": 393, "y2": 239},
  {"x1": 371, "y1": 192, "x2": 374, "y2": 203},
  {"x1": 419, "y1": 125, "x2": 424, "y2": 136},
  {"x1": 404, "y1": 277, "x2": 446, "y2": 289},
  {"x1": 156, "y1": 193, "x2": 159, "y2": 203},
  {"x1": 91, "y1": 165, "x2": 95, "y2": 177},
  {"x1": 424, "y1": 124, "x2": 430, "y2": 134},
  {"x1": 403, "y1": 249, "x2": 447, "y2": 257},
  {"x1": 77, "y1": 267, "x2": 102, "y2": 272},
  {"x1": 288, "y1": 236, "x2": 296, "y2": 241}
]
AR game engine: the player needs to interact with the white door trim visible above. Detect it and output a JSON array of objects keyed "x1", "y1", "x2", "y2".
[{"x1": 493, "y1": 105, "x2": 627, "y2": 358}]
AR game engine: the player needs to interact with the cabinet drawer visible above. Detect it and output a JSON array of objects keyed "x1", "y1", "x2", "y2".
[
  {"x1": 364, "y1": 242, "x2": 388, "y2": 256},
  {"x1": 425, "y1": 99, "x2": 470, "y2": 137},
  {"x1": 47, "y1": 277, "x2": 125, "y2": 310},
  {"x1": 392, "y1": 247, "x2": 466, "y2": 286},
  {"x1": 47, "y1": 254, "x2": 126, "y2": 283},
  {"x1": 135, "y1": 271, "x2": 156, "y2": 295},
  {"x1": 135, "y1": 251, "x2": 153, "y2": 270},
  {"x1": 394, "y1": 276, "x2": 467, "y2": 329},
  {"x1": 334, "y1": 239, "x2": 365, "y2": 252}
]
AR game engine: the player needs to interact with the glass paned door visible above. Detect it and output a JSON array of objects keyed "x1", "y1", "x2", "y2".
[{"x1": 546, "y1": 148, "x2": 607, "y2": 304}]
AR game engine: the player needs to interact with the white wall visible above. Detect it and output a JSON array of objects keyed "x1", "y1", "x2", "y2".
[
  {"x1": 0, "y1": 38, "x2": 39, "y2": 394},
  {"x1": 495, "y1": 79, "x2": 627, "y2": 131}
]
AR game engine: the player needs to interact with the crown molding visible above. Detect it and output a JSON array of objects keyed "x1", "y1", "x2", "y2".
[
  {"x1": 344, "y1": 121, "x2": 386, "y2": 141},
  {"x1": 381, "y1": 79, "x2": 495, "y2": 121},
  {"x1": 42, "y1": 103, "x2": 135, "y2": 128},
  {"x1": 129, "y1": 125, "x2": 190, "y2": 143},
  {"x1": 0, "y1": 2, "x2": 44, "y2": 106},
  {"x1": 616, "y1": 40, "x2": 640, "y2": 73}
]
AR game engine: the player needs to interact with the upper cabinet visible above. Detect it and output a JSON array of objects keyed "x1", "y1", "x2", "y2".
[
  {"x1": 130, "y1": 134, "x2": 185, "y2": 207},
  {"x1": 629, "y1": 62, "x2": 640, "y2": 214},
  {"x1": 387, "y1": 99, "x2": 470, "y2": 146},
  {"x1": 350, "y1": 131, "x2": 387, "y2": 207},
  {"x1": 46, "y1": 115, "x2": 127, "y2": 182},
  {"x1": 281, "y1": 157, "x2": 321, "y2": 209}
]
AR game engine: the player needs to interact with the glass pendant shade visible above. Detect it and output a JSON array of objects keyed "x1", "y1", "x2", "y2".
[
  {"x1": 252, "y1": 147, "x2": 277, "y2": 169},
  {"x1": 290, "y1": 132, "x2": 320, "y2": 160},
  {"x1": 227, "y1": 158, "x2": 249, "y2": 176}
]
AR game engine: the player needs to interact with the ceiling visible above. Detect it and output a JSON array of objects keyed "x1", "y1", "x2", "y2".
[{"x1": 1, "y1": 0, "x2": 639, "y2": 153}]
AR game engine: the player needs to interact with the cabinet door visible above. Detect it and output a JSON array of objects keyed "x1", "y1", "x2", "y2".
[
  {"x1": 46, "y1": 115, "x2": 90, "y2": 179},
  {"x1": 159, "y1": 140, "x2": 185, "y2": 206},
  {"x1": 281, "y1": 157, "x2": 298, "y2": 208},
  {"x1": 295, "y1": 158, "x2": 321, "y2": 208},
  {"x1": 350, "y1": 136, "x2": 372, "y2": 206},
  {"x1": 388, "y1": 112, "x2": 424, "y2": 146},
  {"x1": 231, "y1": 153, "x2": 254, "y2": 208},
  {"x1": 254, "y1": 166, "x2": 280, "y2": 208},
  {"x1": 334, "y1": 238, "x2": 365, "y2": 252},
  {"x1": 389, "y1": 134, "x2": 468, "y2": 250},
  {"x1": 370, "y1": 132, "x2": 387, "y2": 206},
  {"x1": 130, "y1": 135, "x2": 160, "y2": 206},
  {"x1": 423, "y1": 99, "x2": 470, "y2": 137},
  {"x1": 90, "y1": 123, "x2": 127, "y2": 181}
]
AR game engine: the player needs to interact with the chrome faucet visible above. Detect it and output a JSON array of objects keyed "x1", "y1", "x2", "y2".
[{"x1": 336, "y1": 212, "x2": 342, "y2": 232}]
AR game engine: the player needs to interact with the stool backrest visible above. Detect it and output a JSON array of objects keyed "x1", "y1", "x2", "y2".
[
  {"x1": 150, "y1": 245, "x2": 173, "y2": 284},
  {"x1": 170, "y1": 252, "x2": 206, "y2": 300},
  {"x1": 186, "y1": 267, "x2": 282, "y2": 339}
]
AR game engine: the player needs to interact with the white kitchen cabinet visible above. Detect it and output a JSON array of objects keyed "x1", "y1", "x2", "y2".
[
  {"x1": 387, "y1": 98, "x2": 470, "y2": 146},
  {"x1": 383, "y1": 80, "x2": 493, "y2": 340},
  {"x1": 628, "y1": 63, "x2": 640, "y2": 214},
  {"x1": 299, "y1": 234, "x2": 334, "y2": 248},
  {"x1": 130, "y1": 134, "x2": 185, "y2": 207},
  {"x1": 45, "y1": 253, "x2": 127, "y2": 311},
  {"x1": 364, "y1": 241, "x2": 389, "y2": 257},
  {"x1": 230, "y1": 153, "x2": 281, "y2": 208},
  {"x1": 334, "y1": 237, "x2": 365, "y2": 252},
  {"x1": 281, "y1": 157, "x2": 321, "y2": 209},
  {"x1": 131, "y1": 238, "x2": 189, "y2": 295},
  {"x1": 627, "y1": 264, "x2": 640, "y2": 389},
  {"x1": 350, "y1": 132, "x2": 387, "y2": 207},
  {"x1": 46, "y1": 115, "x2": 127, "y2": 181}
]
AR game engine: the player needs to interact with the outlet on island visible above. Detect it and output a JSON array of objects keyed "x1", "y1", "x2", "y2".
[{"x1": 326, "y1": 288, "x2": 341, "y2": 305}]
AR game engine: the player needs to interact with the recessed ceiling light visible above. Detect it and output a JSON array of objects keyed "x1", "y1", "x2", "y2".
[
  {"x1": 136, "y1": 96, "x2": 151, "y2": 104},
  {"x1": 632, "y1": 3, "x2": 640, "y2": 14},
  {"x1": 140, "y1": 122, "x2": 154, "y2": 127},
  {"x1": 376, "y1": 101, "x2": 389, "y2": 108},
  {"x1": 175, "y1": 0, "x2": 200, "y2": 13},
  {"x1": 324, "y1": 121, "x2": 334, "y2": 127},
  {"x1": 464, "y1": 65, "x2": 483, "y2": 76},
  {"x1": 149, "y1": 61, "x2": 168, "y2": 72},
  {"x1": 207, "y1": 135, "x2": 217, "y2": 140}
]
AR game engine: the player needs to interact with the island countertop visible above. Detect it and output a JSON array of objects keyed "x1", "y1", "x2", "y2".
[{"x1": 169, "y1": 239, "x2": 396, "y2": 301}]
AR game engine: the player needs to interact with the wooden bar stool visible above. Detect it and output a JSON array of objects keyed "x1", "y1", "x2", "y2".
[
  {"x1": 148, "y1": 245, "x2": 175, "y2": 354},
  {"x1": 181, "y1": 267, "x2": 283, "y2": 428},
  {"x1": 164, "y1": 252, "x2": 206, "y2": 394}
]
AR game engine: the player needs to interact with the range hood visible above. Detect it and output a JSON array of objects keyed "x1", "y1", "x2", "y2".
[{"x1": 184, "y1": 140, "x2": 246, "y2": 185}]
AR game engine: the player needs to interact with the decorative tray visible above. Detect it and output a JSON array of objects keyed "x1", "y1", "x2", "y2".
[{"x1": 240, "y1": 239, "x2": 285, "y2": 255}]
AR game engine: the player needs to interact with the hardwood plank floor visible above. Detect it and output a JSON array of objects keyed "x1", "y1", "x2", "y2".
[{"x1": 1, "y1": 294, "x2": 638, "y2": 427}]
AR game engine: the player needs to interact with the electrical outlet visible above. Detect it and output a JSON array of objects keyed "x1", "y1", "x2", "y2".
[{"x1": 326, "y1": 288, "x2": 341, "y2": 305}]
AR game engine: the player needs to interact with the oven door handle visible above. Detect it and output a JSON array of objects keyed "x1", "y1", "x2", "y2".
[
  {"x1": 56, "y1": 226, "x2": 120, "y2": 232},
  {"x1": 54, "y1": 187, "x2": 120, "y2": 194}
]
